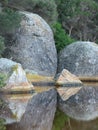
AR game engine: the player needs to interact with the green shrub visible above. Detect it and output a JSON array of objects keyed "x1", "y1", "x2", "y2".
[
  {"x1": 52, "y1": 109, "x2": 69, "y2": 130},
  {"x1": 52, "y1": 22, "x2": 75, "y2": 52},
  {"x1": 0, "y1": 118, "x2": 6, "y2": 130},
  {"x1": 7, "y1": 0, "x2": 57, "y2": 24},
  {"x1": 56, "y1": 0, "x2": 98, "y2": 41},
  {"x1": 0, "y1": 36, "x2": 5, "y2": 57},
  {"x1": 31, "y1": 0, "x2": 57, "y2": 24},
  {"x1": 0, "y1": 73, "x2": 6, "y2": 88},
  {"x1": 0, "y1": 7, "x2": 22, "y2": 34}
]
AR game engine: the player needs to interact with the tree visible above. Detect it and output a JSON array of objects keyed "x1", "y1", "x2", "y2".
[
  {"x1": 0, "y1": 36, "x2": 5, "y2": 57},
  {"x1": 0, "y1": 2, "x2": 22, "y2": 56},
  {"x1": 56, "y1": 0, "x2": 98, "y2": 42},
  {"x1": 0, "y1": 7, "x2": 22, "y2": 34},
  {"x1": 6, "y1": 0, "x2": 58, "y2": 24}
]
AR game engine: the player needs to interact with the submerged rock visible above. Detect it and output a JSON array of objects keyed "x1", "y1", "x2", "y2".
[
  {"x1": 58, "y1": 86, "x2": 98, "y2": 121},
  {"x1": 4, "y1": 11, "x2": 57, "y2": 76},
  {"x1": 58, "y1": 41, "x2": 98, "y2": 76}
]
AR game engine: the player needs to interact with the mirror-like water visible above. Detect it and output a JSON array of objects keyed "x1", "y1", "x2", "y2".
[
  {"x1": 52, "y1": 109, "x2": 98, "y2": 130},
  {"x1": 1, "y1": 81, "x2": 98, "y2": 130},
  {"x1": 52, "y1": 82, "x2": 98, "y2": 130}
]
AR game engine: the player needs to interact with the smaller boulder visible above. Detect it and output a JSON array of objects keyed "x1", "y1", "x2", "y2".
[
  {"x1": 58, "y1": 41, "x2": 98, "y2": 76},
  {"x1": 0, "y1": 58, "x2": 34, "y2": 92},
  {"x1": 55, "y1": 69, "x2": 82, "y2": 86}
]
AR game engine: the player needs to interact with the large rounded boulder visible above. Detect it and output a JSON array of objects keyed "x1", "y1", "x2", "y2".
[
  {"x1": 4, "y1": 11, "x2": 57, "y2": 76},
  {"x1": 58, "y1": 41, "x2": 98, "y2": 76}
]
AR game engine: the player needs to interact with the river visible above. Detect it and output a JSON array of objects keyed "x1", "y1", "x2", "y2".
[{"x1": 1, "y1": 81, "x2": 98, "y2": 130}]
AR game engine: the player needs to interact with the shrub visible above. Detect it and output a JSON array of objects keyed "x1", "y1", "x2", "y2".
[
  {"x1": 7, "y1": 0, "x2": 58, "y2": 24},
  {"x1": 52, "y1": 109, "x2": 69, "y2": 130},
  {"x1": 31, "y1": 0, "x2": 57, "y2": 24},
  {"x1": 56, "y1": 0, "x2": 98, "y2": 41},
  {"x1": 52, "y1": 22, "x2": 75, "y2": 52},
  {"x1": 0, "y1": 73, "x2": 6, "y2": 88},
  {"x1": 0, "y1": 36, "x2": 5, "y2": 57},
  {"x1": 0, "y1": 7, "x2": 22, "y2": 34},
  {"x1": 0, "y1": 118, "x2": 6, "y2": 130}
]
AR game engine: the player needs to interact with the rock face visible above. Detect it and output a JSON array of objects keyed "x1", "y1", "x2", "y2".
[
  {"x1": 0, "y1": 58, "x2": 33, "y2": 91},
  {"x1": 6, "y1": 88, "x2": 57, "y2": 130},
  {"x1": 4, "y1": 11, "x2": 57, "y2": 76},
  {"x1": 58, "y1": 86, "x2": 98, "y2": 121},
  {"x1": 58, "y1": 41, "x2": 98, "y2": 76},
  {"x1": 55, "y1": 69, "x2": 82, "y2": 86}
]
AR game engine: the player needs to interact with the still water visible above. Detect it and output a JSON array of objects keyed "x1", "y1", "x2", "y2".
[
  {"x1": 52, "y1": 81, "x2": 98, "y2": 130},
  {"x1": 2, "y1": 82, "x2": 98, "y2": 130},
  {"x1": 52, "y1": 109, "x2": 98, "y2": 130}
]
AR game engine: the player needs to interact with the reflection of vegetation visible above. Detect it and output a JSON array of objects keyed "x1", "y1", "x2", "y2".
[
  {"x1": 0, "y1": 73, "x2": 7, "y2": 88},
  {"x1": 52, "y1": 108, "x2": 69, "y2": 130},
  {"x1": 0, "y1": 118, "x2": 6, "y2": 130},
  {"x1": 0, "y1": 98, "x2": 7, "y2": 109}
]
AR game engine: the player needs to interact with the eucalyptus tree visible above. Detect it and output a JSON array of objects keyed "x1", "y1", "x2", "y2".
[{"x1": 56, "y1": 0, "x2": 98, "y2": 42}]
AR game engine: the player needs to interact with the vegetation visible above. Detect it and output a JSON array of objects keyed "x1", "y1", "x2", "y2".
[
  {"x1": 3, "y1": 0, "x2": 57, "y2": 24},
  {"x1": 0, "y1": 7, "x2": 22, "y2": 34},
  {"x1": 52, "y1": 22, "x2": 75, "y2": 52},
  {"x1": 0, "y1": 5, "x2": 22, "y2": 57},
  {"x1": 52, "y1": 109, "x2": 69, "y2": 130},
  {"x1": 0, "y1": 36, "x2": 5, "y2": 57},
  {"x1": 56, "y1": 0, "x2": 98, "y2": 42},
  {"x1": 0, "y1": 119, "x2": 6, "y2": 130},
  {"x1": 30, "y1": 0, "x2": 57, "y2": 24},
  {"x1": 0, "y1": 73, "x2": 7, "y2": 88},
  {"x1": 1, "y1": 0, "x2": 98, "y2": 53}
]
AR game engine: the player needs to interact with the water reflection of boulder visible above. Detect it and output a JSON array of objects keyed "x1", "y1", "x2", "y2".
[
  {"x1": 6, "y1": 88, "x2": 57, "y2": 130},
  {"x1": 0, "y1": 93, "x2": 34, "y2": 124},
  {"x1": 58, "y1": 86, "x2": 98, "y2": 121}
]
